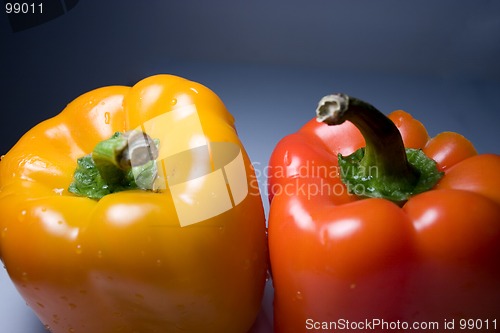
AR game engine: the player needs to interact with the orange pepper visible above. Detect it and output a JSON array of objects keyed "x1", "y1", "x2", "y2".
[{"x1": 0, "y1": 75, "x2": 268, "y2": 333}]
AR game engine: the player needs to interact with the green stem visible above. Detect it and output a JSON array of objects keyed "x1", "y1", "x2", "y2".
[
  {"x1": 316, "y1": 93, "x2": 442, "y2": 202},
  {"x1": 91, "y1": 132, "x2": 131, "y2": 186},
  {"x1": 68, "y1": 131, "x2": 159, "y2": 200}
]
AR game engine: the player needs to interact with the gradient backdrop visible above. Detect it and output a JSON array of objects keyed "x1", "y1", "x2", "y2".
[{"x1": 1, "y1": 1, "x2": 499, "y2": 332}]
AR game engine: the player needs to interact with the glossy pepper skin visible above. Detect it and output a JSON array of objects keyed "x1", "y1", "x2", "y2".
[
  {"x1": 268, "y1": 94, "x2": 500, "y2": 332},
  {"x1": 0, "y1": 75, "x2": 268, "y2": 333}
]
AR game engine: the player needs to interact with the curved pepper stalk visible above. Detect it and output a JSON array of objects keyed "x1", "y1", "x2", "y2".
[{"x1": 316, "y1": 93, "x2": 443, "y2": 203}]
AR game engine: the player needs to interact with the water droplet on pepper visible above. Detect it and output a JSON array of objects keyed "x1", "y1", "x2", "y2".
[{"x1": 104, "y1": 112, "x2": 111, "y2": 124}]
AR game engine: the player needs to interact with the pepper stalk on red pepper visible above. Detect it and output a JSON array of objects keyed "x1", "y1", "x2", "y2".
[{"x1": 267, "y1": 93, "x2": 500, "y2": 333}]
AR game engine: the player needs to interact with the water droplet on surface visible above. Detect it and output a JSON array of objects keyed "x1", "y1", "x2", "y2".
[
  {"x1": 18, "y1": 210, "x2": 27, "y2": 222},
  {"x1": 1, "y1": 227, "x2": 7, "y2": 238},
  {"x1": 156, "y1": 259, "x2": 162, "y2": 267},
  {"x1": 104, "y1": 112, "x2": 111, "y2": 124},
  {"x1": 96, "y1": 250, "x2": 103, "y2": 259},
  {"x1": 283, "y1": 150, "x2": 291, "y2": 166},
  {"x1": 53, "y1": 188, "x2": 64, "y2": 195},
  {"x1": 295, "y1": 291, "x2": 303, "y2": 300},
  {"x1": 112, "y1": 311, "x2": 123, "y2": 317},
  {"x1": 36, "y1": 302, "x2": 45, "y2": 308},
  {"x1": 170, "y1": 98, "x2": 177, "y2": 106},
  {"x1": 75, "y1": 245, "x2": 83, "y2": 255}
]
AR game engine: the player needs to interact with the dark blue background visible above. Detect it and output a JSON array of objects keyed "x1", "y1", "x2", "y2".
[{"x1": 1, "y1": 1, "x2": 499, "y2": 332}]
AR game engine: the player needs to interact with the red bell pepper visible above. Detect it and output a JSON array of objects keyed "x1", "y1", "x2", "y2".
[{"x1": 268, "y1": 93, "x2": 500, "y2": 332}]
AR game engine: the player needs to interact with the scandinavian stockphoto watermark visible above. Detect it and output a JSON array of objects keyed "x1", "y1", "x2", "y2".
[{"x1": 250, "y1": 160, "x2": 379, "y2": 200}]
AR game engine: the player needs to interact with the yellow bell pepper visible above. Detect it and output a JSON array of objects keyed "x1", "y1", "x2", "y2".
[{"x1": 0, "y1": 74, "x2": 268, "y2": 333}]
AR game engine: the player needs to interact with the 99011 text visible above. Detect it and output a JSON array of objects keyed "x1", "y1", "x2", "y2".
[{"x1": 5, "y1": 2, "x2": 42, "y2": 14}]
